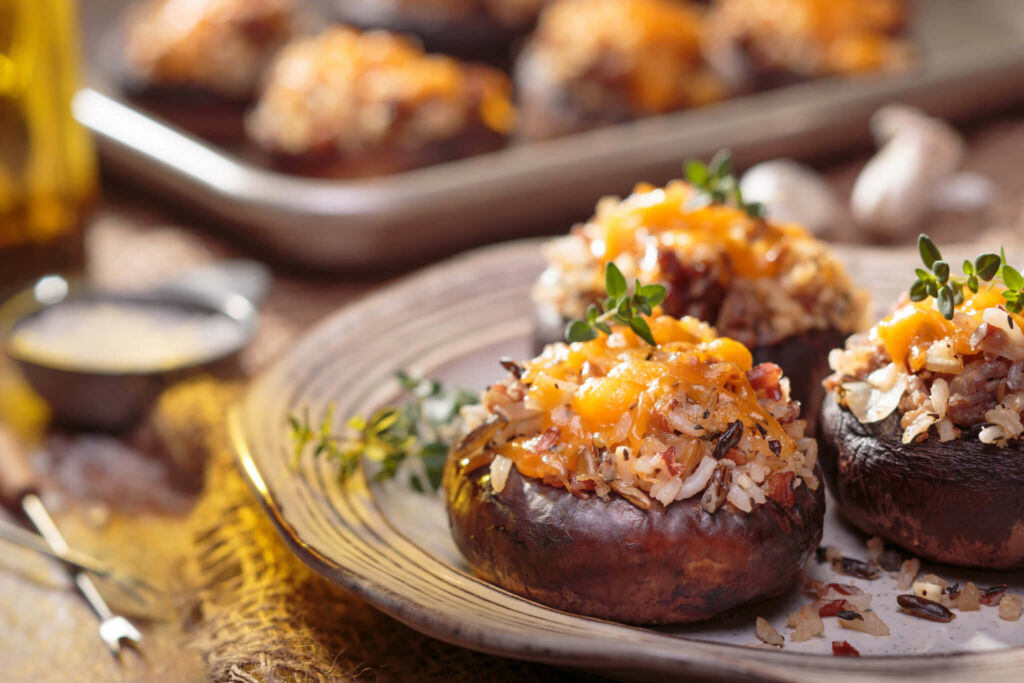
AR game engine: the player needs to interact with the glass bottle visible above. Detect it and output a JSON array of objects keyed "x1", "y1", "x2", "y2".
[{"x1": 0, "y1": 0, "x2": 97, "y2": 295}]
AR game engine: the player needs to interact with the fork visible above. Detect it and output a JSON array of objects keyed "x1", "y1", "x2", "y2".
[
  {"x1": 22, "y1": 494, "x2": 143, "y2": 656},
  {"x1": 0, "y1": 515, "x2": 160, "y2": 607},
  {"x1": 0, "y1": 427, "x2": 142, "y2": 657}
]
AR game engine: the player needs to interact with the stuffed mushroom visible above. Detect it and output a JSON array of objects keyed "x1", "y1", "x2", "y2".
[
  {"x1": 704, "y1": 0, "x2": 911, "y2": 91},
  {"x1": 332, "y1": 0, "x2": 551, "y2": 58},
  {"x1": 821, "y1": 240, "x2": 1024, "y2": 570},
  {"x1": 533, "y1": 173, "x2": 869, "y2": 430},
  {"x1": 445, "y1": 314, "x2": 825, "y2": 624},
  {"x1": 245, "y1": 26, "x2": 516, "y2": 177},
  {"x1": 119, "y1": 0, "x2": 297, "y2": 140},
  {"x1": 514, "y1": 0, "x2": 723, "y2": 140}
]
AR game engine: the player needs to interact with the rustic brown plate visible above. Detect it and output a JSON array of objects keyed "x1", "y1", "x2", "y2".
[{"x1": 232, "y1": 240, "x2": 1024, "y2": 680}]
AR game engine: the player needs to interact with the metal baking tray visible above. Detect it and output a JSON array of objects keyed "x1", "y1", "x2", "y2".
[{"x1": 76, "y1": 0, "x2": 1024, "y2": 269}]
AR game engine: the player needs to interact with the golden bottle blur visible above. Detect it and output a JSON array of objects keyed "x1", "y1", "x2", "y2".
[{"x1": 0, "y1": 0, "x2": 96, "y2": 294}]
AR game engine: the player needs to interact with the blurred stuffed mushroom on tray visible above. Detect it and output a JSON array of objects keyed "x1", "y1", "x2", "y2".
[{"x1": 106, "y1": 0, "x2": 915, "y2": 178}]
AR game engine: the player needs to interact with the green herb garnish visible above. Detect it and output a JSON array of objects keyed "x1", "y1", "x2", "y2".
[
  {"x1": 911, "y1": 234, "x2": 1019, "y2": 319},
  {"x1": 288, "y1": 371, "x2": 477, "y2": 491},
  {"x1": 685, "y1": 149, "x2": 765, "y2": 219},
  {"x1": 565, "y1": 263, "x2": 667, "y2": 346}
]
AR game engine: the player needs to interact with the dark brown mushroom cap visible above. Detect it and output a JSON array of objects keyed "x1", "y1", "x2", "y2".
[
  {"x1": 445, "y1": 461, "x2": 825, "y2": 624},
  {"x1": 819, "y1": 392, "x2": 1024, "y2": 570}
]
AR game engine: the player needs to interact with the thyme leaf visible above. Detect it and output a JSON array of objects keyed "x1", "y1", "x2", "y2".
[
  {"x1": 565, "y1": 263, "x2": 666, "y2": 346},
  {"x1": 684, "y1": 149, "x2": 765, "y2": 219},
  {"x1": 911, "y1": 234, "x2": 1015, "y2": 319},
  {"x1": 288, "y1": 372, "x2": 477, "y2": 491}
]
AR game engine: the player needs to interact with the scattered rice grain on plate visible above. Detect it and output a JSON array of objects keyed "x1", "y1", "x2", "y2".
[
  {"x1": 999, "y1": 594, "x2": 1023, "y2": 621},
  {"x1": 957, "y1": 582, "x2": 981, "y2": 611},
  {"x1": 756, "y1": 617, "x2": 784, "y2": 647},
  {"x1": 913, "y1": 574, "x2": 950, "y2": 606},
  {"x1": 838, "y1": 610, "x2": 890, "y2": 637},
  {"x1": 897, "y1": 557, "x2": 921, "y2": 590},
  {"x1": 786, "y1": 605, "x2": 824, "y2": 642}
]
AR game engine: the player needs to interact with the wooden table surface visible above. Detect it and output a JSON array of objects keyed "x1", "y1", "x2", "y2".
[{"x1": 2, "y1": 108, "x2": 1024, "y2": 682}]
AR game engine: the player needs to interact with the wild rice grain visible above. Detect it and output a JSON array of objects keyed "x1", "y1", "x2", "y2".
[{"x1": 897, "y1": 594, "x2": 956, "y2": 623}]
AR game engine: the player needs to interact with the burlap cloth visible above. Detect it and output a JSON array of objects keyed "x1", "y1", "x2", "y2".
[{"x1": 2, "y1": 112, "x2": 1024, "y2": 681}]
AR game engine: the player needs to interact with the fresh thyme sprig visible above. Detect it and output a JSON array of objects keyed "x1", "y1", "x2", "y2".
[
  {"x1": 685, "y1": 149, "x2": 765, "y2": 219},
  {"x1": 288, "y1": 371, "x2": 477, "y2": 492},
  {"x1": 566, "y1": 262, "x2": 667, "y2": 346},
  {"x1": 910, "y1": 234, "x2": 1022, "y2": 319}
]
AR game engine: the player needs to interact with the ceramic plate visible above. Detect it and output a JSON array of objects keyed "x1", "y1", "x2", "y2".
[{"x1": 233, "y1": 240, "x2": 1024, "y2": 681}]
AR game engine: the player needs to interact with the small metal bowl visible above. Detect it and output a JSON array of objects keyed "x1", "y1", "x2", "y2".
[{"x1": 2, "y1": 274, "x2": 257, "y2": 431}]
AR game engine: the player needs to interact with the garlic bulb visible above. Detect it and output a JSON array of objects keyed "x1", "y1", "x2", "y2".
[
  {"x1": 851, "y1": 106, "x2": 965, "y2": 236},
  {"x1": 739, "y1": 159, "x2": 839, "y2": 234}
]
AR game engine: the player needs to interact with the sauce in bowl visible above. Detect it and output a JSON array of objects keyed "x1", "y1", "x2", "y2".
[{"x1": 9, "y1": 298, "x2": 250, "y2": 374}]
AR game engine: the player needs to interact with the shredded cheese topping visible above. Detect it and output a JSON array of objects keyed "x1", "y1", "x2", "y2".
[
  {"x1": 123, "y1": 0, "x2": 295, "y2": 97},
  {"x1": 459, "y1": 315, "x2": 819, "y2": 511},
  {"x1": 534, "y1": 180, "x2": 869, "y2": 347},
  {"x1": 707, "y1": 0, "x2": 910, "y2": 77},
  {"x1": 246, "y1": 27, "x2": 515, "y2": 156},
  {"x1": 828, "y1": 286, "x2": 1024, "y2": 446},
  {"x1": 528, "y1": 0, "x2": 723, "y2": 113}
]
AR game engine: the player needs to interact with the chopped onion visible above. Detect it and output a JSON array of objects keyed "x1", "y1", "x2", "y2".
[
  {"x1": 842, "y1": 363, "x2": 907, "y2": 424},
  {"x1": 985, "y1": 404, "x2": 1024, "y2": 439},
  {"x1": 489, "y1": 455, "x2": 513, "y2": 493}
]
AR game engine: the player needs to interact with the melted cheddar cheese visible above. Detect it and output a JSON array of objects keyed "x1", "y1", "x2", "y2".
[
  {"x1": 590, "y1": 181, "x2": 812, "y2": 282},
  {"x1": 246, "y1": 27, "x2": 515, "y2": 155},
  {"x1": 534, "y1": 178, "x2": 869, "y2": 348},
  {"x1": 493, "y1": 315, "x2": 798, "y2": 482},
  {"x1": 874, "y1": 286, "x2": 1019, "y2": 371},
  {"x1": 707, "y1": 0, "x2": 909, "y2": 77},
  {"x1": 532, "y1": 0, "x2": 722, "y2": 114}
]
